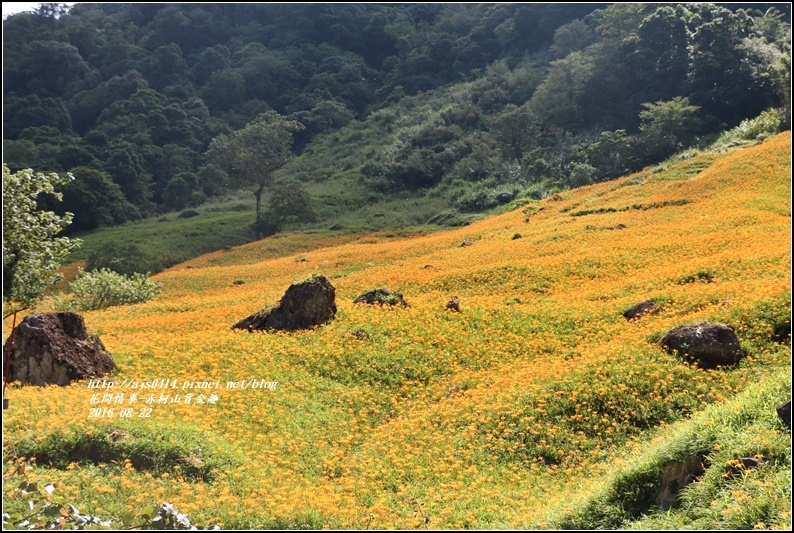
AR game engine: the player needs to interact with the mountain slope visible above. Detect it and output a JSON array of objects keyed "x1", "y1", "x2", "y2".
[{"x1": 3, "y1": 133, "x2": 790, "y2": 529}]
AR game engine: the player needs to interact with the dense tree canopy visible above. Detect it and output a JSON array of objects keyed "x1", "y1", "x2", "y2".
[{"x1": 2, "y1": 3, "x2": 790, "y2": 231}]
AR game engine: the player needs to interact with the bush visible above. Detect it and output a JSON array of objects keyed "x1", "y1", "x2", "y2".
[
  {"x1": 268, "y1": 182, "x2": 317, "y2": 226},
  {"x1": 453, "y1": 183, "x2": 519, "y2": 212},
  {"x1": 735, "y1": 109, "x2": 782, "y2": 141},
  {"x1": 177, "y1": 209, "x2": 201, "y2": 219},
  {"x1": 712, "y1": 109, "x2": 783, "y2": 150},
  {"x1": 250, "y1": 214, "x2": 280, "y2": 238},
  {"x1": 56, "y1": 268, "x2": 161, "y2": 311}
]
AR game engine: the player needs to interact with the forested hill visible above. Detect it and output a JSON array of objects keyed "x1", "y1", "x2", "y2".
[{"x1": 3, "y1": 3, "x2": 791, "y2": 235}]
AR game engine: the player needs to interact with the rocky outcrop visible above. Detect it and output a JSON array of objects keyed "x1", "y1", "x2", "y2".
[
  {"x1": 2, "y1": 312, "x2": 115, "y2": 386},
  {"x1": 659, "y1": 322, "x2": 743, "y2": 368},
  {"x1": 655, "y1": 456, "x2": 705, "y2": 511},
  {"x1": 232, "y1": 275, "x2": 336, "y2": 332},
  {"x1": 623, "y1": 300, "x2": 656, "y2": 320},
  {"x1": 353, "y1": 287, "x2": 409, "y2": 307}
]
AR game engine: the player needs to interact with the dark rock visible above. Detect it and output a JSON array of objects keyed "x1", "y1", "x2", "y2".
[
  {"x1": 2, "y1": 312, "x2": 116, "y2": 386},
  {"x1": 623, "y1": 300, "x2": 657, "y2": 320},
  {"x1": 347, "y1": 329, "x2": 369, "y2": 340},
  {"x1": 615, "y1": 223, "x2": 627, "y2": 230},
  {"x1": 777, "y1": 399, "x2": 791, "y2": 429},
  {"x1": 460, "y1": 240, "x2": 474, "y2": 247},
  {"x1": 773, "y1": 322, "x2": 791, "y2": 344},
  {"x1": 232, "y1": 275, "x2": 336, "y2": 332},
  {"x1": 659, "y1": 322, "x2": 743, "y2": 368},
  {"x1": 446, "y1": 297, "x2": 460, "y2": 312},
  {"x1": 512, "y1": 233, "x2": 522, "y2": 240},
  {"x1": 728, "y1": 456, "x2": 765, "y2": 478},
  {"x1": 353, "y1": 287, "x2": 409, "y2": 307},
  {"x1": 329, "y1": 224, "x2": 344, "y2": 231},
  {"x1": 655, "y1": 456, "x2": 705, "y2": 511}
]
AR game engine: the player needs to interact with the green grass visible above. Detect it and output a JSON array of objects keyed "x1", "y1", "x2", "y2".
[
  {"x1": 67, "y1": 209, "x2": 257, "y2": 270},
  {"x1": 7, "y1": 420, "x2": 246, "y2": 483},
  {"x1": 544, "y1": 370, "x2": 791, "y2": 530}
]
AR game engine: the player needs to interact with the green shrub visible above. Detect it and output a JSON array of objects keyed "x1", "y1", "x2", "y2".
[
  {"x1": 56, "y1": 268, "x2": 161, "y2": 311},
  {"x1": 735, "y1": 109, "x2": 782, "y2": 141},
  {"x1": 676, "y1": 269, "x2": 715, "y2": 284},
  {"x1": 177, "y1": 209, "x2": 201, "y2": 219},
  {"x1": 250, "y1": 214, "x2": 280, "y2": 238},
  {"x1": 712, "y1": 109, "x2": 783, "y2": 150},
  {"x1": 454, "y1": 184, "x2": 520, "y2": 212}
]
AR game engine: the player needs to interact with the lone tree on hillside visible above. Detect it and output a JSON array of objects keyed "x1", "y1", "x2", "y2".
[
  {"x1": 3, "y1": 164, "x2": 81, "y2": 318},
  {"x1": 205, "y1": 111, "x2": 304, "y2": 221}
]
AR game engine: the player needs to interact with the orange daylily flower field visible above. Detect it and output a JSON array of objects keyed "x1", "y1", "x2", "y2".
[{"x1": 3, "y1": 133, "x2": 791, "y2": 529}]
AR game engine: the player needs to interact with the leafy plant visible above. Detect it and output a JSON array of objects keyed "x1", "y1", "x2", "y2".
[
  {"x1": 2, "y1": 165, "x2": 81, "y2": 317},
  {"x1": 56, "y1": 268, "x2": 161, "y2": 311}
]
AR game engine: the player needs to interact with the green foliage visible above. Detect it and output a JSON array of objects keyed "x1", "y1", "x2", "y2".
[
  {"x1": 59, "y1": 166, "x2": 141, "y2": 232},
  {"x1": 551, "y1": 371, "x2": 791, "y2": 530},
  {"x1": 453, "y1": 182, "x2": 520, "y2": 212},
  {"x1": 249, "y1": 214, "x2": 281, "y2": 239},
  {"x1": 205, "y1": 111, "x2": 304, "y2": 219},
  {"x1": 676, "y1": 270, "x2": 715, "y2": 285},
  {"x1": 8, "y1": 421, "x2": 242, "y2": 482},
  {"x1": 268, "y1": 182, "x2": 318, "y2": 227},
  {"x1": 639, "y1": 96, "x2": 703, "y2": 162},
  {"x1": 2, "y1": 165, "x2": 81, "y2": 316},
  {"x1": 65, "y1": 208, "x2": 259, "y2": 275},
  {"x1": 2, "y1": 2, "x2": 789, "y2": 237},
  {"x1": 487, "y1": 103, "x2": 538, "y2": 161},
  {"x1": 56, "y1": 268, "x2": 161, "y2": 311},
  {"x1": 712, "y1": 108, "x2": 784, "y2": 150}
]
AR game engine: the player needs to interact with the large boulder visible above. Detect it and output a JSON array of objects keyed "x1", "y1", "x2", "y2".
[
  {"x1": 2, "y1": 312, "x2": 115, "y2": 386},
  {"x1": 623, "y1": 300, "x2": 656, "y2": 320},
  {"x1": 232, "y1": 275, "x2": 336, "y2": 332},
  {"x1": 353, "y1": 287, "x2": 409, "y2": 307},
  {"x1": 659, "y1": 322, "x2": 743, "y2": 368}
]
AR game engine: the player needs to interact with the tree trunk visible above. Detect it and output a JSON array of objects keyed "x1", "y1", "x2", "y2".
[{"x1": 254, "y1": 182, "x2": 265, "y2": 220}]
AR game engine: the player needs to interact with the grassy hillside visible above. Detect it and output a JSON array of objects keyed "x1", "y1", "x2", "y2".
[{"x1": 3, "y1": 133, "x2": 791, "y2": 529}]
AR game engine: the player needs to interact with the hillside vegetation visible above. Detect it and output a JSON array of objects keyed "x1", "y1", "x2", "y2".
[
  {"x1": 3, "y1": 3, "x2": 790, "y2": 242},
  {"x1": 2, "y1": 133, "x2": 791, "y2": 529}
]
